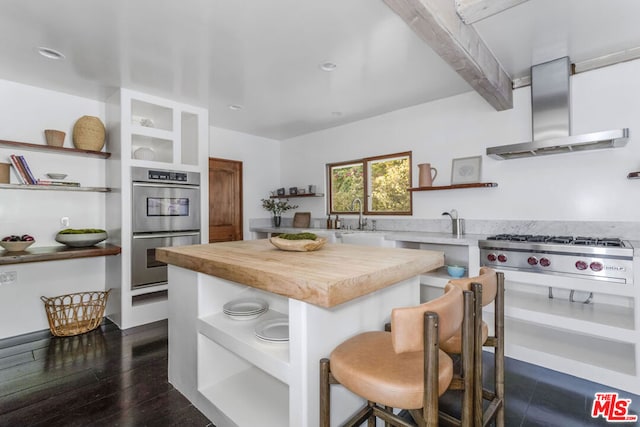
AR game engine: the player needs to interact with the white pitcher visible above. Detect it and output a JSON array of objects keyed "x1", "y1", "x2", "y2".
[{"x1": 418, "y1": 163, "x2": 438, "y2": 187}]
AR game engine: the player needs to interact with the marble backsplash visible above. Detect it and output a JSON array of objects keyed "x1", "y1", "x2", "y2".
[{"x1": 251, "y1": 217, "x2": 640, "y2": 240}]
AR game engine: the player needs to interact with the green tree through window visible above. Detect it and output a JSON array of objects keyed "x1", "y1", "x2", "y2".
[{"x1": 328, "y1": 152, "x2": 412, "y2": 215}]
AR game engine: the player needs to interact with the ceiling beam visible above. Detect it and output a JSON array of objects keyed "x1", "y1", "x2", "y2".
[
  {"x1": 383, "y1": 0, "x2": 513, "y2": 111},
  {"x1": 454, "y1": 0, "x2": 529, "y2": 24}
]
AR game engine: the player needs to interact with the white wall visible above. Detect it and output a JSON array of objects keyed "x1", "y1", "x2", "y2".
[
  {"x1": 281, "y1": 60, "x2": 640, "y2": 222},
  {"x1": 3, "y1": 59, "x2": 640, "y2": 338},
  {"x1": 209, "y1": 127, "x2": 281, "y2": 238},
  {"x1": 0, "y1": 79, "x2": 107, "y2": 338}
]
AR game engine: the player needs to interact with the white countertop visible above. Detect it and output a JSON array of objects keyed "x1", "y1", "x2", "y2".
[{"x1": 250, "y1": 226, "x2": 488, "y2": 246}]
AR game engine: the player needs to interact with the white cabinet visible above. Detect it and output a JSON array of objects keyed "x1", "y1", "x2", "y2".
[
  {"x1": 122, "y1": 93, "x2": 207, "y2": 169},
  {"x1": 105, "y1": 89, "x2": 208, "y2": 329}
]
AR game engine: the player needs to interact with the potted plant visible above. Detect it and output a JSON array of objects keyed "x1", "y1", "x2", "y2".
[{"x1": 261, "y1": 198, "x2": 298, "y2": 227}]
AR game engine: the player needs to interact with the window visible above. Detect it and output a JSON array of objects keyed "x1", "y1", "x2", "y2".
[{"x1": 328, "y1": 151, "x2": 412, "y2": 215}]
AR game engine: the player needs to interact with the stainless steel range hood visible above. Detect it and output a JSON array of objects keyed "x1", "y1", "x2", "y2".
[{"x1": 487, "y1": 57, "x2": 629, "y2": 160}]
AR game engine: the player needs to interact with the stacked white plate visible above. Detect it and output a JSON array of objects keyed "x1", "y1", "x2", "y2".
[
  {"x1": 254, "y1": 317, "x2": 289, "y2": 343},
  {"x1": 223, "y1": 297, "x2": 268, "y2": 320}
]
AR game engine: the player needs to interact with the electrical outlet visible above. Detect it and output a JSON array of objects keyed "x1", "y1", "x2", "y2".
[
  {"x1": 61, "y1": 217, "x2": 69, "y2": 228},
  {"x1": 0, "y1": 271, "x2": 17, "y2": 285}
]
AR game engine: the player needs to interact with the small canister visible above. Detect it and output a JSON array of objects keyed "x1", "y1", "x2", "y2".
[
  {"x1": 0, "y1": 162, "x2": 9, "y2": 184},
  {"x1": 452, "y1": 218, "x2": 465, "y2": 237}
]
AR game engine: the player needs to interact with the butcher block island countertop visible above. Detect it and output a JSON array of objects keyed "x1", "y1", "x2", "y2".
[{"x1": 155, "y1": 238, "x2": 443, "y2": 308}]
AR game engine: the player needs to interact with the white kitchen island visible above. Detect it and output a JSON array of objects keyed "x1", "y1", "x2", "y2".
[{"x1": 156, "y1": 239, "x2": 443, "y2": 427}]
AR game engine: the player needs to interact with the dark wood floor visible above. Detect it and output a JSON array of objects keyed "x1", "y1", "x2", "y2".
[
  {"x1": 2, "y1": 319, "x2": 639, "y2": 426},
  {"x1": 0, "y1": 320, "x2": 212, "y2": 427}
]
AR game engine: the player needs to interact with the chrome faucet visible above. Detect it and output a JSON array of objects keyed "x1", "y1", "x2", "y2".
[{"x1": 351, "y1": 198, "x2": 366, "y2": 230}]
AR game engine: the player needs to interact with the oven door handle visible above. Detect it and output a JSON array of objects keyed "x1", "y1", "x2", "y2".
[
  {"x1": 132, "y1": 182, "x2": 200, "y2": 190},
  {"x1": 132, "y1": 231, "x2": 201, "y2": 239}
]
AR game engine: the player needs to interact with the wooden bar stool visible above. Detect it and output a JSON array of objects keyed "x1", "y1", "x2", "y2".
[
  {"x1": 320, "y1": 284, "x2": 476, "y2": 427},
  {"x1": 440, "y1": 267, "x2": 505, "y2": 427}
]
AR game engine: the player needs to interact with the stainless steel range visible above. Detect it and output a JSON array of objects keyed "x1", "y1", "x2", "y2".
[{"x1": 479, "y1": 234, "x2": 634, "y2": 284}]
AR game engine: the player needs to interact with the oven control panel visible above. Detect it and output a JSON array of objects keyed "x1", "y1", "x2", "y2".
[
  {"x1": 148, "y1": 169, "x2": 188, "y2": 182},
  {"x1": 131, "y1": 166, "x2": 200, "y2": 186}
]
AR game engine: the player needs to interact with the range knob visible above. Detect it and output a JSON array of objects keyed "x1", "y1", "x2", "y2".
[
  {"x1": 539, "y1": 257, "x2": 551, "y2": 267},
  {"x1": 487, "y1": 253, "x2": 497, "y2": 262},
  {"x1": 590, "y1": 262, "x2": 603, "y2": 272},
  {"x1": 575, "y1": 260, "x2": 588, "y2": 271},
  {"x1": 497, "y1": 254, "x2": 508, "y2": 263},
  {"x1": 527, "y1": 256, "x2": 538, "y2": 265}
]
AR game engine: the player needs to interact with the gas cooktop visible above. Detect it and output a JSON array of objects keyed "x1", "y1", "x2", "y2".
[
  {"x1": 485, "y1": 234, "x2": 628, "y2": 248},
  {"x1": 479, "y1": 234, "x2": 634, "y2": 283},
  {"x1": 480, "y1": 234, "x2": 633, "y2": 255}
]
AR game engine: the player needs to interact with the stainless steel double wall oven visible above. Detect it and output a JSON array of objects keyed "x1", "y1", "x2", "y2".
[{"x1": 131, "y1": 167, "x2": 201, "y2": 289}]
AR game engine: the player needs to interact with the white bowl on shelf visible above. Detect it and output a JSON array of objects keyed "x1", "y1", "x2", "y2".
[
  {"x1": 0, "y1": 240, "x2": 34, "y2": 252},
  {"x1": 55, "y1": 231, "x2": 107, "y2": 248},
  {"x1": 133, "y1": 147, "x2": 155, "y2": 161},
  {"x1": 46, "y1": 173, "x2": 68, "y2": 180}
]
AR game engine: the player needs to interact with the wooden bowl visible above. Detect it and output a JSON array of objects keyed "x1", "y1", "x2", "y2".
[{"x1": 269, "y1": 236, "x2": 327, "y2": 252}]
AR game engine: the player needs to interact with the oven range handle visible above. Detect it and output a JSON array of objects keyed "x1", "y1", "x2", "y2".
[
  {"x1": 132, "y1": 231, "x2": 201, "y2": 239},
  {"x1": 132, "y1": 182, "x2": 200, "y2": 190}
]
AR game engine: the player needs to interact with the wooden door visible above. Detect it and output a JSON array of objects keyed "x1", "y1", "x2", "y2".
[{"x1": 209, "y1": 158, "x2": 243, "y2": 242}]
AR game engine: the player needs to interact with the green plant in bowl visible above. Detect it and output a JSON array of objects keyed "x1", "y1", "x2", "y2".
[
  {"x1": 58, "y1": 228, "x2": 106, "y2": 234},
  {"x1": 55, "y1": 228, "x2": 108, "y2": 247}
]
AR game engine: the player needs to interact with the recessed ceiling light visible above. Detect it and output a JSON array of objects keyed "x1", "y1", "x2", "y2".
[
  {"x1": 320, "y1": 62, "x2": 337, "y2": 72},
  {"x1": 228, "y1": 104, "x2": 243, "y2": 111},
  {"x1": 36, "y1": 46, "x2": 65, "y2": 60}
]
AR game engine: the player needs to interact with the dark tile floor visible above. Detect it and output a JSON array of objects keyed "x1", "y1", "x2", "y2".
[
  {"x1": 439, "y1": 352, "x2": 640, "y2": 427},
  {"x1": 1, "y1": 320, "x2": 638, "y2": 426}
]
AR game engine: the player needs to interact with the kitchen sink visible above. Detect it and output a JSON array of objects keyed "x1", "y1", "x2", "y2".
[{"x1": 338, "y1": 231, "x2": 395, "y2": 247}]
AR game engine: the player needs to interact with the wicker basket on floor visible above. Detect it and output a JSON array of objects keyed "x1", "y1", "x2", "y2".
[{"x1": 40, "y1": 289, "x2": 111, "y2": 337}]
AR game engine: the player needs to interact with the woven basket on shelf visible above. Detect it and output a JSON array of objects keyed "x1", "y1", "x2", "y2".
[
  {"x1": 72, "y1": 115, "x2": 106, "y2": 151},
  {"x1": 40, "y1": 289, "x2": 111, "y2": 337}
]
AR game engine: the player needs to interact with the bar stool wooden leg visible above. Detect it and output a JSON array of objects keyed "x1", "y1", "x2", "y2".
[
  {"x1": 461, "y1": 289, "x2": 475, "y2": 427},
  {"x1": 368, "y1": 401, "x2": 376, "y2": 426},
  {"x1": 495, "y1": 273, "x2": 505, "y2": 427},
  {"x1": 423, "y1": 311, "x2": 440, "y2": 427},
  {"x1": 471, "y1": 282, "x2": 484, "y2": 427},
  {"x1": 320, "y1": 358, "x2": 330, "y2": 427},
  {"x1": 384, "y1": 405, "x2": 393, "y2": 427}
]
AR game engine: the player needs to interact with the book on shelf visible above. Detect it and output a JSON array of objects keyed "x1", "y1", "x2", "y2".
[
  {"x1": 36, "y1": 179, "x2": 81, "y2": 187},
  {"x1": 17, "y1": 155, "x2": 37, "y2": 184},
  {"x1": 8, "y1": 154, "x2": 28, "y2": 184}
]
